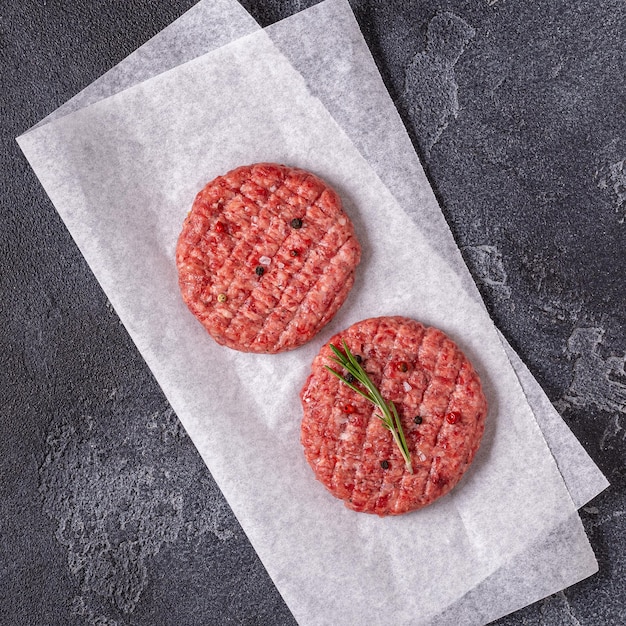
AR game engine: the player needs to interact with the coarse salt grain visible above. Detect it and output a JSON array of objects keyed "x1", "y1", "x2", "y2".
[
  {"x1": 403, "y1": 381, "x2": 412, "y2": 392},
  {"x1": 259, "y1": 256, "x2": 271, "y2": 265}
]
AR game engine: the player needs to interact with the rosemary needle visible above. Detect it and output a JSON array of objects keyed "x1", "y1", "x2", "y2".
[{"x1": 325, "y1": 340, "x2": 414, "y2": 474}]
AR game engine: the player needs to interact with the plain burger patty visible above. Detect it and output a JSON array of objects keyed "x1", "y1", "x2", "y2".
[{"x1": 176, "y1": 163, "x2": 361, "y2": 353}]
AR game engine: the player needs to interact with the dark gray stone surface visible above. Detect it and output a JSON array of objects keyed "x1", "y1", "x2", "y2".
[{"x1": 1, "y1": 0, "x2": 624, "y2": 624}]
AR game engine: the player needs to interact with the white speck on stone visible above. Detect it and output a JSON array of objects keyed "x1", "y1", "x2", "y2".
[
  {"x1": 564, "y1": 326, "x2": 626, "y2": 414},
  {"x1": 595, "y1": 154, "x2": 626, "y2": 223},
  {"x1": 462, "y1": 244, "x2": 511, "y2": 300},
  {"x1": 403, "y1": 381, "x2": 412, "y2": 392},
  {"x1": 259, "y1": 256, "x2": 271, "y2": 265}
]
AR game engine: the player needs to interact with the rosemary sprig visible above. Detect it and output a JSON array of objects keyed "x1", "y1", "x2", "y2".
[{"x1": 325, "y1": 340, "x2": 414, "y2": 474}]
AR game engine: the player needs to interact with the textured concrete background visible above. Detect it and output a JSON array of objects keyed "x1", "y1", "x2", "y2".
[{"x1": 1, "y1": 0, "x2": 624, "y2": 624}]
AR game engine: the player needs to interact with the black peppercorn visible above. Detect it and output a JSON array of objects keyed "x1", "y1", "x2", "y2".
[
  {"x1": 290, "y1": 218, "x2": 303, "y2": 229},
  {"x1": 413, "y1": 416, "x2": 422, "y2": 425},
  {"x1": 344, "y1": 373, "x2": 355, "y2": 384},
  {"x1": 380, "y1": 460, "x2": 390, "y2": 469},
  {"x1": 354, "y1": 354, "x2": 362, "y2": 364},
  {"x1": 255, "y1": 266, "x2": 265, "y2": 276}
]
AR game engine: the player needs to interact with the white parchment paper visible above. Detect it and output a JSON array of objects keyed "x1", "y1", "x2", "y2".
[{"x1": 17, "y1": 1, "x2": 607, "y2": 624}]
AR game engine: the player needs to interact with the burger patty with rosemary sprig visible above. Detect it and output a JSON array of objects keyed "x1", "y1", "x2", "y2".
[
  {"x1": 176, "y1": 163, "x2": 361, "y2": 353},
  {"x1": 300, "y1": 316, "x2": 488, "y2": 516}
]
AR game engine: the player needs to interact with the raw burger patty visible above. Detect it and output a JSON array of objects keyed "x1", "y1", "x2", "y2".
[
  {"x1": 176, "y1": 163, "x2": 361, "y2": 353},
  {"x1": 300, "y1": 316, "x2": 487, "y2": 516}
]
